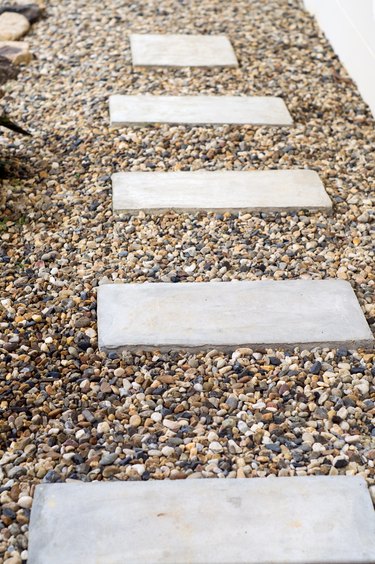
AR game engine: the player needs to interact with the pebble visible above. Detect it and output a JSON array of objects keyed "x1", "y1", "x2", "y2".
[
  {"x1": 17, "y1": 496, "x2": 32, "y2": 509},
  {"x1": 355, "y1": 380, "x2": 370, "y2": 395},
  {"x1": 0, "y1": 12, "x2": 30, "y2": 41},
  {"x1": 209, "y1": 441, "x2": 223, "y2": 453},
  {"x1": 100, "y1": 453, "x2": 117, "y2": 466},
  {"x1": 129, "y1": 414, "x2": 142, "y2": 427},
  {"x1": 97, "y1": 422, "x2": 110, "y2": 435}
]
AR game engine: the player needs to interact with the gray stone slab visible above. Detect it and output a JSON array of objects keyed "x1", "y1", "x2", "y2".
[
  {"x1": 28, "y1": 476, "x2": 375, "y2": 564},
  {"x1": 97, "y1": 280, "x2": 373, "y2": 352},
  {"x1": 130, "y1": 34, "x2": 238, "y2": 67},
  {"x1": 109, "y1": 95, "x2": 293, "y2": 126},
  {"x1": 112, "y1": 169, "x2": 332, "y2": 213}
]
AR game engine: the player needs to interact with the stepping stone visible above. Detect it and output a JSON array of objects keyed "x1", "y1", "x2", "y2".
[
  {"x1": 109, "y1": 95, "x2": 293, "y2": 127},
  {"x1": 97, "y1": 279, "x2": 373, "y2": 352},
  {"x1": 28, "y1": 476, "x2": 375, "y2": 564},
  {"x1": 130, "y1": 34, "x2": 238, "y2": 67},
  {"x1": 112, "y1": 169, "x2": 332, "y2": 213}
]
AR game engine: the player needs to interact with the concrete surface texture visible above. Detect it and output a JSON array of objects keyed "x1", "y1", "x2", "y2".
[
  {"x1": 112, "y1": 169, "x2": 332, "y2": 213},
  {"x1": 28, "y1": 476, "x2": 375, "y2": 564},
  {"x1": 109, "y1": 95, "x2": 294, "y2": 126},
  {"x1": 97, "y1": 279, "x2": 374, "y2": 352},
  {"x1": 130, "y1": 33, "x2": 238, "y2": 67}
]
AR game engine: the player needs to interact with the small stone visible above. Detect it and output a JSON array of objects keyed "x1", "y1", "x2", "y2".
[
  {"x1": 17, "y1": 495, "x2": 32, "y2": 509},
  {"x1": 102, "y1": 466, "x2": 120, "y2": 478},
  {"x1": 310, "y1": 361, "x2": 322, "y2": 375},
  {"x1": 333, "y1": 456, "x2": 349, "y2": 469},
  {"x1": 163, "y1": 419, "x2": 184, "y2": 432},
  {"x1": 85, "y1": 328, "x2": 96, "y2": 339},
  {"x1": 82, "y1": 409, "x2": 95, "y2": 423},
  {"x1": 238, "y1": 420, "x2": 249, "y2": 434},
  {"x1": 228, "y1": 439, "x2": 242, "y2": 454},
  {"x1": 79, "y1": 379, "x2": 90, "y2": 393},
  {"x1": 132, "y1": 464, "x2": 145, "y2": 476},
  {"x1": 344, "y1": 435, "x2": 361, "y2": 444},
  {"x1": 4, "y1": 555, "x2": 21, "y2": 564},
  {"x1": 43, "y1": 470, "x2": 62, "y2": 483},
  {"x1": 100, "y1": 453, "x2": 117, "y2": 466},
  {"x1": 266, "y1": 443, "x2": 281, "y2": 453},
  {"x1": 336, "y1": 406, "x2": 347, "y2": 420},
  {"x1": 161, "y1": 446, "x2": 175, "y2": 457},
  {"x1": 74, "y1": 317, "x2": 91, "y2": 328},
  {"x1": 355, "y1": 380, "x2": 370, "y2": 396},
  {"x1": 209, "y1": 441, "x2": 223, "y2": 453},
  {"x1": 7, "y1": 466, "x2": 27, "y2": 479},
  {"x1": 0, "y1": 12, "x2": 30, "y2": 41},
  {"x1": 269, "y1": 356, "x2": 281, "y2": 366},
  {"x1": 0, "y1": 53, "x2": 18, "y2": 84},
  {"x1": 129, "y1": 414, "x2": 141, "y2": 427},
  {"x1": 100, "y1": 381, "x2": 111, "y2": 393},
  {"x1": 225, "y1": 395, "x2": 238, "y2": 410},
  {"x1": 97, "y1": 421, "x2": 110, "y2": 434}
]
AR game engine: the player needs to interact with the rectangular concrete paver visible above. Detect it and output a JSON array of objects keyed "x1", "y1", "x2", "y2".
[
  {"x1": 28, "y1": 476, "x2": 375, "y2": 564},
  {"x1": 109, "y1": 95, "x2": 293, "y2": 126},
  {"x1": 97, "y1": 279, "x2": 373, "y2": 352},
  {"x1": 112, "y1": 169, "x2": 332, "y2": 213},
  {"x1": 130, "y1": 34, "x2": 238, "y2": 67}
]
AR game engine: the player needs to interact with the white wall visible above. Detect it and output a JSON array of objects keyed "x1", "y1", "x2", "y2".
[{"x1": 304, "y1": 0, "x2": 375, "y2": 116}]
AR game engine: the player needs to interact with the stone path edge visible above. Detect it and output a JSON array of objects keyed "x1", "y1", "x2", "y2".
[
  {"x1": 27, "y1": 476, "x2": 375, "y2": 564},
  {"x1": 109, "y1": 95, "x2": 294, "y2": 127},
  {"x1": 97, "y1": 280, "x2": 374, "y2": 353},
  {"x1": 111, "y1": 169, "x2": 333, "y2": 213},
  {"x1": 130, "y1": 34, "x2": 239, "y2": 68}
]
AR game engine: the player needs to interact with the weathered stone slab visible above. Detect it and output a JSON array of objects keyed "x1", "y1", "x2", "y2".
[
  {"x1": 0, "y1": 12, "x2": 30, "y2": 41},
  {"x1": 28, "y1": 476, "x2": 375, "y2": 564},
  {"x1": 97, "y1": 280, "x2": 373, "y2": 352},
  {"x1": 130, "y1": 34, "x2": 238, "y2": 67},
  {"x1": 112, "y1": 169, "x2": 332, "y2": 213},
  {"x1": 109, "y1": 95, "x2": 293, "y2": 126}
]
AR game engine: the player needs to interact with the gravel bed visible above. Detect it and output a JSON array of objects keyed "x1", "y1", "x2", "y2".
[{"x1": 0, "y1": 0, "x2": 374, "y2": 561}]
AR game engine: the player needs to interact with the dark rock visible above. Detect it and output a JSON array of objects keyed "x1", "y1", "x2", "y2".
[
  {"x1": 334, "y1": 458, "x2": 349, "y2": 469},
  {"x1": 0, "y1": 55, "x2": 19, "y2": 85},
  {"x1": 350, "y1": 366, "x2": 365, "y2": 375},
  {"x1": 336, "y1": 347, "x2": 348, "y2": 359},
  {"x1": 43, "y1": 470, "x2": 63, "y2": 483},
  {"x1": 77, "y1": 338, "x2": 91, "y2": 351},
  {"x1": 310, "y1": 361, "x2": 322, "y2": 375},
  {"x1": 46, "y1": 371, "x2": 60, "y2": 378},
  {"x1": 269, "y1": 356, "x2": 281, "y2": 366},
  {"x1": 3, "y1": 342, "x2": 18, "y2": 352},
  {"x1": 266, "y1": 443, "x2": 281, "y2": 453},
  {"x1": 74, "y1": 317, "x2": 91, "y2": 328},
  {"x1": 343, "y1": 397, "x2": 356, "y2": 408},
  {"x1": 2, "y1": 507, "x2": 16, "y2": 520}
]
